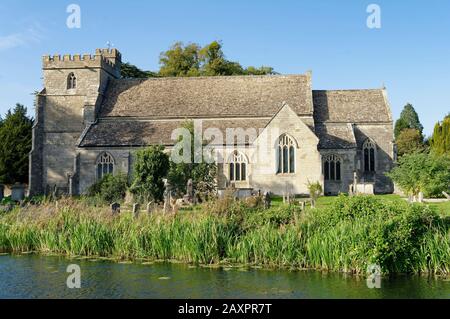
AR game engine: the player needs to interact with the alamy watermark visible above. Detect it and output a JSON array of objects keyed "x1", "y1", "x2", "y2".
[
  {"x1": 66, "y1": 4, "x2": 81, "y2": 29},
  {"x1": 367, "y1": 4, "x2": 381, "y2": 29},
  {"x1": 66, "y1": 264, "x2": 81, "y2": 289},
  {"x1": 366, "y1": 264, "x2": 381, "y2": 289}
]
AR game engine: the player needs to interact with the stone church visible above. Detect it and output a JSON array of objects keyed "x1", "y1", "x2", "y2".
[{"x1": 29, "y1": 48, "x2": 395, "y2": 197}]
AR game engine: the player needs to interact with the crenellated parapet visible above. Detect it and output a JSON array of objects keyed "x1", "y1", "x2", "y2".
[{"x1": 43, "y1": 48, "x2": 121, "y2": 78}]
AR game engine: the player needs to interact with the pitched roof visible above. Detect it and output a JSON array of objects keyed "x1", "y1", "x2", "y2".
[
  {"x1": 99, "y1": 75, "x2": 313, "y2": 118},
  {"x1": 313, "y1": 89, "x2": 392, "y2": 123},
  {"x1": 79, "y1": 118, "x2": 270, "y2": 147},
  {"x1": 315, "y1": 123, "x2": 357, "y2": 149}
]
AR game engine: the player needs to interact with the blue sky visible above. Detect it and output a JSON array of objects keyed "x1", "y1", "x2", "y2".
[{"x1": 0, "y1": 0, "x2": 449, "y2": 135}]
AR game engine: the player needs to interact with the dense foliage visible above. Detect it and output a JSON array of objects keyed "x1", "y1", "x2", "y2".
[
  {"x1": 168, "y1": 121, "x2": 217, "y2": 200},
  {"x1": 120, "y1": 41, "x2": 276, "y2": 79},
  {"x1": 396, "y1": 128, "x2": 425, "y2": 156},
  {"x1": 87, "y1": 173, "x2": 129, "y2": 204},
  {"x1": 130, "y1": 146, "x2": 170, "y2": 202},
  {"x1": 430, "y1": 114, "x2": 450, "y2": 155},
  {"x1": 120, "y1": 62, "x2": 158, "y2": 79},
  {"x1": 0, "y1": 196, "x2": 448, "y2": 275},
  {"x1": 387, "y1": 152, "x2": 450, "y2": 198},
  {"x1": 394, "y1": 103, "x2": 424, "y2": 139},
  {"x1": 0, "y1": 104, "x2": 33, "y2": 185}
]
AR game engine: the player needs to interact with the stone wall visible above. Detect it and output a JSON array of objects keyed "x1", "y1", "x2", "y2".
[
  {"x1": 29, "y1": 49, "x2": 121, "y2": 195},
  {"x1": 246, "y1": 104, "x2": 323, "y2": 195},
  {"x1": 321, "y1": 149, "x2": 357, "y2": 195},
  {"x1": 354, "y1": 123, "x2": 395, "y2": 194}
]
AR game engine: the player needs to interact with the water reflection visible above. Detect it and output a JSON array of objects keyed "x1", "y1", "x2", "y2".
[{"x1": 0, "y1": 255, "x2": 448, "y2": 299}]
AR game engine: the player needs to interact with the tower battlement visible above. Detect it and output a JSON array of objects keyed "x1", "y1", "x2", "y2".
[{"x1": 43, "y1": 48, "x2": 121, "y2": 78}]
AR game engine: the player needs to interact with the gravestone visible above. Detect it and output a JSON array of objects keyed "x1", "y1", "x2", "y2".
[
  {"x1": 263, "y1": 191, "x2": 271, "y2": 209},
  {"x1": 11, "y1": 184, "x2": 25, "y2": 202},
  {"x1": 0, "y1": 184, "x2": 4, "y2": 202},
  {"x1": 133, "y1": 203, "x2": 140, "y2": 218},
  {"x1": 111, "y1": 203, "x2": 120, "y2": 214},
  {"x1": 163, "y1": 180, "x2": 172, "y2": 213},
  {"x1": 186, "y1": 179, "x2": 194, "y2": 204}
]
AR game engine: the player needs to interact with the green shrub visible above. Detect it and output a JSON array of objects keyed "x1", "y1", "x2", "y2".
[
  {"x1": 87, "y1": 173, "x2": 128, "y2": 204},
  {"x1": 130, "y1": 145, "x2": 169, "y2": 203}
]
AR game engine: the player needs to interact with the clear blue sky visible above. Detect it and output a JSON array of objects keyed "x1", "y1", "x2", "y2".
[{"x1": 1, "y1": 0, "x2": 449, "y2": 136}]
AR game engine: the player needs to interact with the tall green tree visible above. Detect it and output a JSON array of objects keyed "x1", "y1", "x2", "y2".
[
  {"x1": 159, "y1": 42, "x2": 202, "y2": 77},
  {"x1": 430, "y1": 114, "x2": 450, "y2": 155},
  {"x1": 394, "y1": 103, "x2": 424, "y2": 139},
  {"x1": 396, "y1": 128, "x2": 424, "y2": 156},
  {"x1": 0, "y1": 104, "x2": 33, "y2": 185},
  {"x1": 158, "y1": 41, "x2": 276, "y2": 77},
  {"x1": 130, "y1": 145, "x2": 170, "y2": 202},
  {"x1": 168, "y1": 121, "x2": 217, "y2": 200}
]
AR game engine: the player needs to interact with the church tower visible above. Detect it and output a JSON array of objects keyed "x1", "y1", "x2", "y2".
[{"x1": 29, "y1": 48, "x2": 121, "y2": 196}]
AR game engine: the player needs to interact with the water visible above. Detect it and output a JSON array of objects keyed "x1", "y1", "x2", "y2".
[{"x1": 0, "y1": 254, "x2": 448, "y2": 299}]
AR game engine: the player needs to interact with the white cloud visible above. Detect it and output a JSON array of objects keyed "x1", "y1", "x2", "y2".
[{"x1": 0, "y1": 25, "x2": 44, "y2": 51}]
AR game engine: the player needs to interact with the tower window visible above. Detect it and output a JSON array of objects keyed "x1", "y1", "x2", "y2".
[
  {"x1": 96, "y1": 152, "x2": 114, "y2": 180},
  {"x1": 229, "y1": 151, "x2": 247, "y2": 182},
  {"x1": 324, "y1": 155, "x2": 342, "y2": 181},
  {"x1": 363, "y1": 139, "x2": 376, "y2": 172},
  {"x1": 277, "y1": 134, "x2": 296, "y2": 174},
  {"x1": 67, "y1": 72, "x2": 77, "y2": 89}
]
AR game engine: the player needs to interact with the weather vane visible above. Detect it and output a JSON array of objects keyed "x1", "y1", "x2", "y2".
[{"x1": 106, "y1": 41, "x2": 114, "y2": 50}]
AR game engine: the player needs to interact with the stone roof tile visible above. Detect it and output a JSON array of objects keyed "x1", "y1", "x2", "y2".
[
  {"x1": 99, "y1": 75, "x2": 313, "y2": 118},
  {"x1": 313, "y1": 89, "x2": 391, "y2": 123}
]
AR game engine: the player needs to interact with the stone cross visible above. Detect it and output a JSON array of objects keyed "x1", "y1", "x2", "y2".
[
  {"x1": 111, "y1": 202, "x2": 120, "y2": 214},
  {"x1": 133, "y1": 203, "x2": 140, "y2": 218}
]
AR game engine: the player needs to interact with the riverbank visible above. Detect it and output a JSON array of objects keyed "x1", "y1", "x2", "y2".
[{"x1": 0, "y1": 195, "x2": 448, "y2": 275}]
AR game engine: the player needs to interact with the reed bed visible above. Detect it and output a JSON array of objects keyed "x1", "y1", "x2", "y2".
[{"x1": 0, "y1": 196, "x2": 448, "y2": 275}]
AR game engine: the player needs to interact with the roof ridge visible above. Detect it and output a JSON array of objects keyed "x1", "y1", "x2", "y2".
[
  {"x1": 116, "y1": 74, "x2": 309, "y2": 82},
  {"x1": 313, "y1": 88, "x2": 384, "y2": 92}
]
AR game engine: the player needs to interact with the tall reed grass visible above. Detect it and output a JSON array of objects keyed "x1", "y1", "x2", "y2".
[{"x1": 0, "y1": 196, "x2": 448, "y2": 275}]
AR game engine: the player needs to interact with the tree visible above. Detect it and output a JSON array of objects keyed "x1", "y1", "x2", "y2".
[
  {"x1": 394, "y1": 103, "x2": 424, "y2": 139},
  {"x1": 0, "y1": 104, "x2": 33, "y2": 185},
  {"x1": 120, "y1": 62, "x2": 157, "y2": 79},
  {"x1": 430, "y1": 115, "x2": 450, "y2": 155},
  {"x1": 130, "y1": 145, "x2": 170, "y2": 202},
  {"x1": 159, "y1": 42, "x2": 202, "y2": 77},
  {"x1": 387, "y1": 152, "x2": 450, "y2": 199},
  {"x1": 168, "y1": 121, "x2": 217, "y2": 201},
  {"x1": 396, "y1": 128, "x2": 424, "y2": 156},
  {"x1": 158, "y1": 41, "x2": 276, "y2": 77}
]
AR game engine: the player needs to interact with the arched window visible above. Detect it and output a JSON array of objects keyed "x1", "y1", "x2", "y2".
[
  {"x1": 323, "y1": 155, "x2": 342, "y2": 181},
  {"x1": 96, "y1": 152, "x2": 114, "y2": 180},
  {"x1": 277, "y1": 134, "x2": 296, "y2": 174},
  {"x1": 229, "y1": 151, "x2": 247, "y2": 182},
  {"x1": 363, "y1": 139, "x2": 376, "y2": 172},
  {"x1": 67, "y1": 73, "x2": 77, "y2": 89}
]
